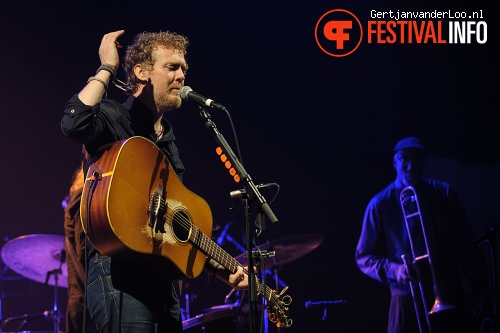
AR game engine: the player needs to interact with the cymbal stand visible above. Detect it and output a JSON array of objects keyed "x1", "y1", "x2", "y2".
[
  {"x1": 44, "y1": 249, "x2": 65, "y2": 333},
  {"x1": 2, "y1": 266, "x2": 64, "y2": 333},
  {"x1": 199, "y1": 106, "x2": 279, "y2": 333}
]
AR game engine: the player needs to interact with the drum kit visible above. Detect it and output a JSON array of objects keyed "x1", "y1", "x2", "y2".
[
  {"x1": 0, "y1": 232, "x2": 325, "y2": 333},
  {"x1": 1, "y1": 234, "x2": 67, "y2": 333}
]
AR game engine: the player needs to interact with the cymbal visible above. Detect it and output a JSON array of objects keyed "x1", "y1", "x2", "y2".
[
  {"x1": 1, "y1": 234, "x2": 68, "y2": 288},
  {"x1": 202, "y1": 303, "x2": 242, "y2": 313},
  {"x1": 235, "y1": 233, "x2": 324, "y2": 267}
]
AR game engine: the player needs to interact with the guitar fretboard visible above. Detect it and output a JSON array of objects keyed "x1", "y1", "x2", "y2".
[{"x1": 189, "y1": 226, "x2": 291, "y2": 327}]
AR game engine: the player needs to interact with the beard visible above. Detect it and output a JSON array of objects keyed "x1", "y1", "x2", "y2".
[{"x1": 154, "y1": 85, "x2": 182, "y2": 113}]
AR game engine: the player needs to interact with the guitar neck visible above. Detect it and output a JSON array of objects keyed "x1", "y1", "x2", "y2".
[
  {"x1": 191, "y1": 227, "x2": 239, "y2": 272},
  {"x1": 190, "y1": 227, "x2": 276, "y2": 301}
]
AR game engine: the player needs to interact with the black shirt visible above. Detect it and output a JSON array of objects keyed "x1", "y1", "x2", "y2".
[
  {"x1": 62, "y1": 94, "x2": 185, "y2": 178},
  {"x1": 61, "y1": 94, "x2": 185, "y2": 259}
]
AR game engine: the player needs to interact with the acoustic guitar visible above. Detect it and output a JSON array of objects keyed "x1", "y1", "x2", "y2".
[{"x1": 80, "y1": 136, "x2": 292, "y2": 328}]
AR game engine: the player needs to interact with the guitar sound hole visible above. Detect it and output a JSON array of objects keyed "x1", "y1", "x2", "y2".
[{"x1": 172, "y1": 210, "x2": 191, "y2": 242}]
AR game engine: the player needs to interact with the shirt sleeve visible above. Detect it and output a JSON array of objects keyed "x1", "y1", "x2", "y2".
[
  {"x1": 355, "y1": 198, "x2": 402, "y2": 284},
  {"x1": 61, "y1": 94, "x2": 126, "y2": 146},
  {"x1": 61, "y1": 94, "x2": 100, "y2": 143}
]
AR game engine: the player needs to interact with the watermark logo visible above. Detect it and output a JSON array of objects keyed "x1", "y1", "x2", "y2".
[
  {"x1": 315, "y1": 9, "x2": 363, "y2": 57},
  {"x1": 315, "y1": 8, "x2": 487, "y2": 57}
]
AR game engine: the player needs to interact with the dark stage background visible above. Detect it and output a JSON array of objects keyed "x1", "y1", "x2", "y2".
[{"x1": 0, "y1": 1, "x2": 498, "y2": 332}]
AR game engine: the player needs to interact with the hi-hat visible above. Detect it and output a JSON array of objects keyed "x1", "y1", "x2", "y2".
[
  {"x1": 1, "y1": 234, "x2": 68, "y2": 288},
  {"x1": 235, "y1": 233, "x2": 324, "y2": 267}
]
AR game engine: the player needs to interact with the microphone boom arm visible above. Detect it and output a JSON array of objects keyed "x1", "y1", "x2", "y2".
[
  {"x1": 199, "y1": 106, "x2": 279, "y2": 333},
  {"x1": 199, "y1": 107, "x2": 278, "y2": 224}
]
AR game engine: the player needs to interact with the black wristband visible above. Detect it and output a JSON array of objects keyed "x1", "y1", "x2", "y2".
[
  {"x1": 207, "y1": 259, "x2": 221, "y2": 276},
  {"x1": 96, "y1": 64, "x2": 117, "y2": 79}
]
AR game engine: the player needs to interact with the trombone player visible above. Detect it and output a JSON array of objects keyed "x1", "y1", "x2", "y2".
[{"x1": 355, "y1": 137, "x2": 488, "y2": 333}]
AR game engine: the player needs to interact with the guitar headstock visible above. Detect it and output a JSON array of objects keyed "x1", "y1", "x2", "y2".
[{"x1": 263, "y1": 285, "x2": 293, "y2": 328}]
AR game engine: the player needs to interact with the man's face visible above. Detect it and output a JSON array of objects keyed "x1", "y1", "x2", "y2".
[
  {"x1": 393, "y1": 148, "x2": 426, "y2": 186},
  {"x1": 149, "y1": 47, "x2": 187, "y2": 112}
]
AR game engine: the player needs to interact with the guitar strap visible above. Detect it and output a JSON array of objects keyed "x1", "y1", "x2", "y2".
[{"x1": 81, "y1": 145, "x2": 94, "y2": 178}]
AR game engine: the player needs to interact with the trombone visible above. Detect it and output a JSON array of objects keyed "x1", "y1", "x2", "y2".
[{"x1": 400, "y1": 186, "x2": 456, "y2": 333}]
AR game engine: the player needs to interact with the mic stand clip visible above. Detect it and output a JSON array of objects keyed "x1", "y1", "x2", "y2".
[{"x1": 244, "y1": 250, "x2": 276, "y2": 260}]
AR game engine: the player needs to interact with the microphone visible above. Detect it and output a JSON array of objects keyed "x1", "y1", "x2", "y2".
[
  {"x1": 305, "y1": 300, "x2": 346, "y2": 308},
  {"x1": 179, "y1": 86, "x2": 226, "y2": 110},
  {"x1": 216, "y1": 222, "x2": 233, "y2": 246},
  {"x1": 229, "y1": 183, "x2": 275, "y2": 199}
]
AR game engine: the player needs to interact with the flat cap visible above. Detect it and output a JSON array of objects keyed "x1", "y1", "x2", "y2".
[{"x1": 393, "y1": 136, "x2": 426, "y2": 152}]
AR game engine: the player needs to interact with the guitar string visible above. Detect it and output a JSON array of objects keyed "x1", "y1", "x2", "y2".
[
  {"x1": 146, "y1": 168, "x2": 285, "y2": 316},
  {"x1": 160, "y1": 204, "x2": 287, "y2": 317},
  {"x1": 147, "y1": 202, "x2": 290, "y2": 326}
]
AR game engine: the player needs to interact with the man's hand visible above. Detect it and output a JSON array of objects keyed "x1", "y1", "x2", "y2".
[
  {"x1": 395, "y1": 264, "x2": 410, "y2": 285},
  {"x1": 99, "y1": 30, "x2": 124, "y2": 69},
  {"x1": 228, "y1": 266, "x2": 248, "y2": 290}
]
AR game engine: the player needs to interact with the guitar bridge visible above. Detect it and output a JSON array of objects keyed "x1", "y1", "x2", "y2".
[{"x1": 148, "y1": 184, "x2": 167, "y2": 234}]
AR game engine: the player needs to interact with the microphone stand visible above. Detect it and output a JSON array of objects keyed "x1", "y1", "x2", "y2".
[
  {"x1": 305, "y1": 300, "x2": 347, "y2": 333},
  {"x1": 199, "y1": 106, "x2": 278, "y2": 333}
]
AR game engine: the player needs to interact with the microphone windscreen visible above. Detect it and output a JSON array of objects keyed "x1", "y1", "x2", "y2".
[{"x1": 179, "y1": 86, "x2": 192, "y2": 100}]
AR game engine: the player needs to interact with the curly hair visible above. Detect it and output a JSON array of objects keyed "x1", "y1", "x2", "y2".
[{"x1": 123, "y1": 31, "x2": 189, "y2": 94}]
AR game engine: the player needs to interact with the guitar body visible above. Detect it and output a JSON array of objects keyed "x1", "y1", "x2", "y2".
[
  {"x1": 80, "y1": 136, "x2": 293, "y2": 327},
  {"x1": 80, "y1": 136, "x2": 212, "y2": 280}
]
